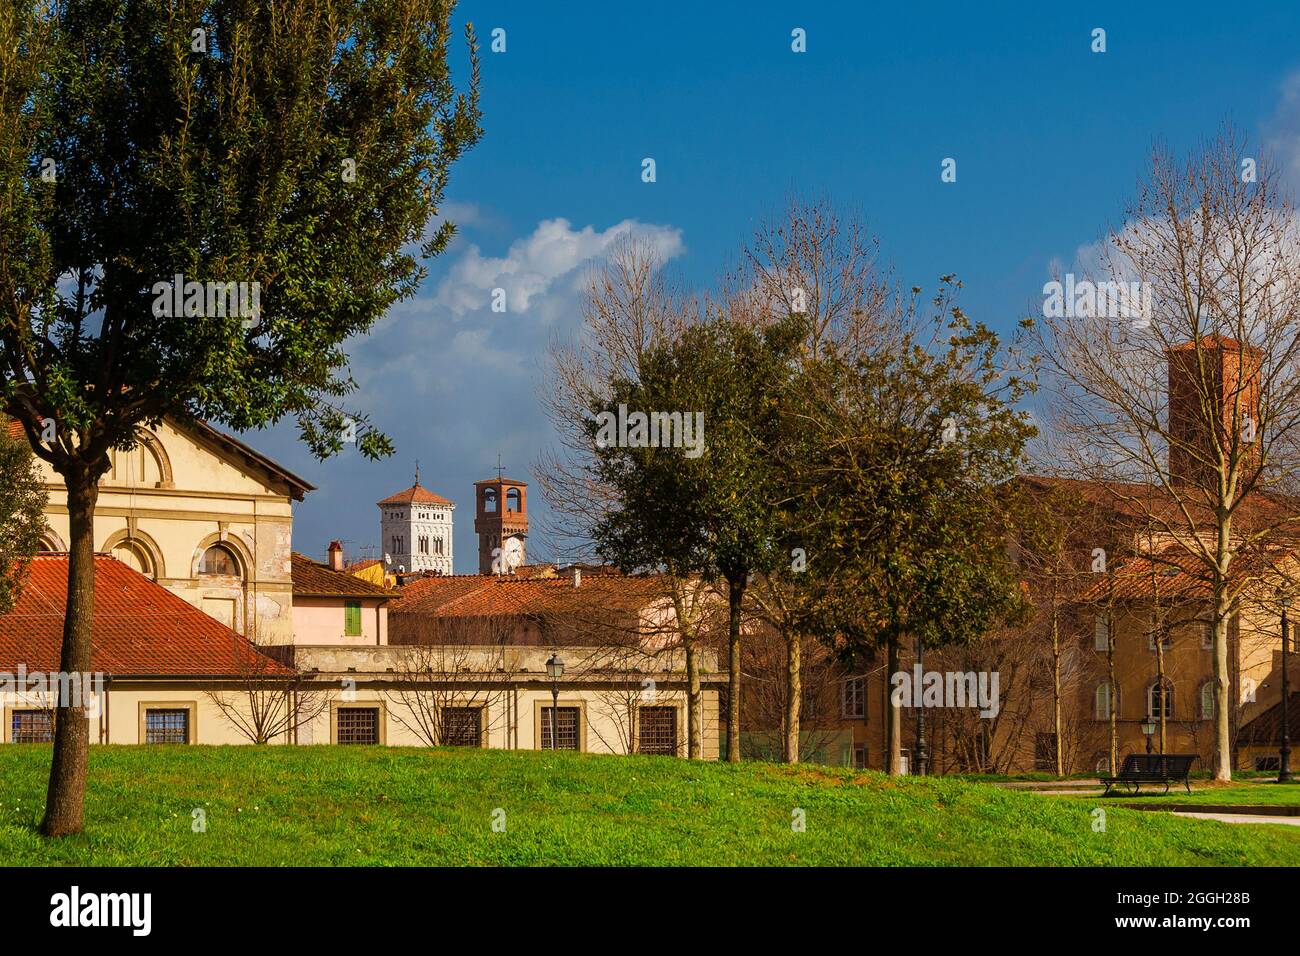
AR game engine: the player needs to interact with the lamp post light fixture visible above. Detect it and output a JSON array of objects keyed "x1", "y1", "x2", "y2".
[
  {"x1": 1280, "y1": 590, "x2": 1292, "y2": 783},
  {"x1": 1140, "y1": 718, "x2": 1156, "y2": 755},
  {"x1": 545, "y1": 652, "x2": 565, "y2": 750}
]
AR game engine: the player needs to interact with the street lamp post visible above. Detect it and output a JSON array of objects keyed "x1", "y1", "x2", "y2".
[
  {"x1": 1280, "y1": 592, "x2": 1292, "y2": 783},
  {"x1": 546, "y1": 652, "x2": 565, "y2": 750},
  {"x1": 1140, "y1": 718, "x2": 1156, "y2": 755}
]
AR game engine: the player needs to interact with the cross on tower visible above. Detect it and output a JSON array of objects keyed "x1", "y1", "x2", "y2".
[{"x1": 495, "y1": 453, "x2": 505, "y2": 481}]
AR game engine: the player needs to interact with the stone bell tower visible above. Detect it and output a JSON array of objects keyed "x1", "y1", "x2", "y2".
[{"x1": 474, "y1": 473, "x2": 528, "y2": 575}]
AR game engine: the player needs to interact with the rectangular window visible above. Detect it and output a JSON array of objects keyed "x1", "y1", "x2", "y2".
[
  {"x1": 1201, "y1": 622, "x2": 1214, "y2": 650},
  {"x1": 842, "y1": 677, "x2": 866, "y2": 719},
  {"x1": 443, "y1": 707, "x2": 482, "y2": 747},
  {"x1": 11, "y1": 709, "x2": 52, "y2": 743},
  {"x1": 540, "y1": 707, "x2": 580, "y2": 750},
  {"x1": 1094, "y1": 614, "x2": 1109, "y2": 651},
  {"x1": 1034, "y1": 732, "x2": 1057, "y2": 771},
  {"x1": 336, "y1": 707, "x2": 380, "y2": 745},
  {"x1": 852, "y1": 743, "x2": 868, "y2": 769},
  {"x1": 1095, "y1": 683, "x2": 1112, "y2": 721},
  {"x1": 344, "y1": 600, "x2": 362, "y2": 637},
  {"x1": 638, "y1": 706, "x2": 677, "y2": 756},
  {"x1": 145, "y1": 709, "x2": 189, "y2": 744}
]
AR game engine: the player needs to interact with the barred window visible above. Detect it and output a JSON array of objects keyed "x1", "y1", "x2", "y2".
[
  {"x1": 842, "y1": 677, "x2": 866, "y2": 719},
  {"x1": 638, "y1": 706, "x2": 677, "y2": 756},
  {"x1": 11, "y1": 709, "x2": 52, "y2": 743},
  {"x1": 145, "y1": 709, "x2": 189, "y2": 744},
  {"x1": 336, "y1": 707, "x2": 380, "y2": 745},
  {"x1": 541, "y1": 707, "x2": 580, "y2": 750},
  {"x1": 443, "y1": 707, "x2": 482, "y2": 747}
]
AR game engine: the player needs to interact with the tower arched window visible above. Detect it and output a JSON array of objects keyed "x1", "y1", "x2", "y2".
[
  {"x1": 484, "y1": 489, "x2": 498, "y2": 513},
  {"x1": 506, "y1": 488, "x2": 522, "y2": 513}
]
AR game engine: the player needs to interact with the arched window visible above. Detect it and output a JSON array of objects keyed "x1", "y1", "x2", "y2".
[
  {"x1": 1095, "y1": 682, "x2": 1114, "y2": 720},
  {"x1": 198, "y1": 544, "x2": 240, "y2": 577},
  {"x1": 1146, "y1": 680, "x2": 1173, "y2": 719},
  {"x1": 1200, "y1": 681, "x2": 1216, "y2": 720},
  {"x1": 506, "y1": 488, "x2": 521, "y2": 513},
  {"x1": 112, "y1": 539, "x2": 156, "y2": 579},
  {"x1": 483, "y1": 489, "x2": 498, "y2": 513}
]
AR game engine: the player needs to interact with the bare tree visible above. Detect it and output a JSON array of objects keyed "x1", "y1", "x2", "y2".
[
  {"x1": 741, "y1": 618, "x2": 851, "y2": 763},
  {"x1": 1037, "y1": 126, "x2": 1300, "y2": 780},
  {"x1": 205, "y1": 641, "x2": 330, "y2": 745},
  {"x1": 381, "y1": 614, "x2": 519, "y2": 747}
]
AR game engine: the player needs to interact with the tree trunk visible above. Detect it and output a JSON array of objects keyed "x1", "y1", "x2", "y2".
[
  {"x1": 1107, "y1": 610, "x2": 1117, "y2": 776},
  {"x1": 1051, "y1": 606, "x2": 1063, "y2": 778},
  {"x1": 726, "y1": 577, "x2": 744, "y2": 763},
  {"x1": 685, "y1": 639, "x2": 701, "y2": 759},
  {"x1": 1156, "y1": 634, "x2": 1167, "y2": 755},
  {"x1": 41, "y1": 469, "x2": 98, "y2": 837},
  {"x1": 784, "y1": 628, "x2": 801, "y2": 764},
  {"x1": 1213, "y1": 607, "x2": 1232, "y2": 781},
  {"x1": 886, "y1": 634, "x2": 901, "y2": 774}
]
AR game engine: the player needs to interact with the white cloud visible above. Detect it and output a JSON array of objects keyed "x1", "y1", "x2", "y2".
[
  {"x1": 433, "y1": 217, "x2": 684, "y2": 316},
  {"x1": 276, "y1": 215, "x2": 685, "y2": 570}
]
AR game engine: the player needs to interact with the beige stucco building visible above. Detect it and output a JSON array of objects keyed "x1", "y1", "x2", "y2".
[{"x1": 28, "y1": 417, "x2": 312, "y2": 645}]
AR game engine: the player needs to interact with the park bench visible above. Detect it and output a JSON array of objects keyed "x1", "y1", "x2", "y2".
[{"x1": 1101, "y1": 753, "x2": 1197, "y2": 795}]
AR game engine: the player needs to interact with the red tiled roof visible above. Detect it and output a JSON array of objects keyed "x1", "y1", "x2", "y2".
[
  {"x1": 391, "y1": 573, "x2": 665, "y2": 619},
  {"x1": 291, "y1": 553, "x2": 392, "y2": 598},
  {"x1": 0, "y1": 555, "x2": 293, "y2": 676},
  {"x1": 376, "y1": 483, "x2": 454, "y2": 506},
  {"x1": 1075, "y1": 545, "x2": 1299, "y2": 605}
]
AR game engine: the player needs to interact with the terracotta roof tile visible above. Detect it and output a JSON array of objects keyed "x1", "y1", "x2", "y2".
[
  {"x1": 0, "y1": 555, "x2": 293, "y2": 676},
  {"x1": 376, "y1": 484, "x2": 454, "y2": 506},
  {"x1": 291, "y1": 553, "x2": 392, "y2": 598}
]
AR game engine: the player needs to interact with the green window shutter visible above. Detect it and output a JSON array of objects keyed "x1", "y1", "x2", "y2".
[{"x1": 345, "y1": 601, "x2": 362, "y2": 637}]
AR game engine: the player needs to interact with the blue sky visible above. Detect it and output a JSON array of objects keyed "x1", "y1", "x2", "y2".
[{"x1": 250, "y1": 0, "x2": 1300, "y2": 572}]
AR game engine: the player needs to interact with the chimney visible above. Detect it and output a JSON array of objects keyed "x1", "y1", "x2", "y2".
[
  {"x1": 571, "y1": 566, "x2": 581, "y2": 588},
  {"x1": 1167, "y1": 336, "x2": 1261, "y2": 485},
  {"x1": 327, "y1": 540, "x2": 344, "y2": 572}
]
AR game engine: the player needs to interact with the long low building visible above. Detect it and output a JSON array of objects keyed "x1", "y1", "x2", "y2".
[{"x1": 0, "y1": 553, "x2": 724, "y2": 757}]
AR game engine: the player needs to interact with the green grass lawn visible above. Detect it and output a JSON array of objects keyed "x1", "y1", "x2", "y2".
[
  {"x1": 1086, "y1": 780, "x2": 1300, "y2": 807},
  {"x1": 1, "y1": 745, "x2": 1298, "y2": 865}
]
